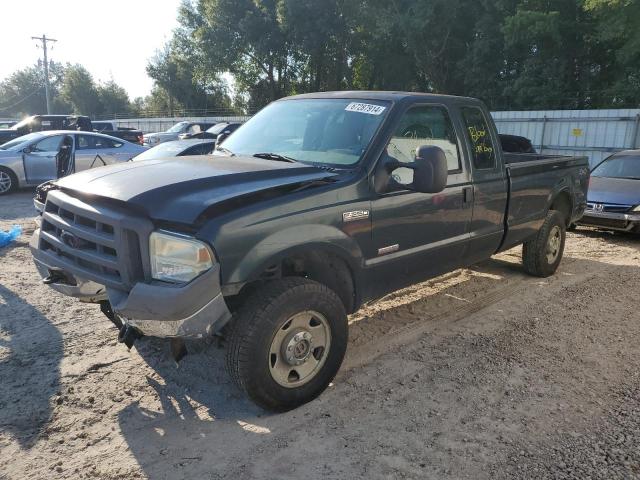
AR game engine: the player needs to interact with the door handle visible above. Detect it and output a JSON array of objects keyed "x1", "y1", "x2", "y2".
[{"x1": 462, "y1": 186, "x2": 473, "y2": 204}]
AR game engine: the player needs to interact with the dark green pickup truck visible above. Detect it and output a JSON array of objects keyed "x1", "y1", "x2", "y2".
[{"x1": 30, "y1": 91, "x2": 589, "y2": 410}]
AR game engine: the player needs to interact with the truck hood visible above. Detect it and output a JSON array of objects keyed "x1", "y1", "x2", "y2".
[
  {"x1": 55, "y1": 155, "x2": 339, "y2": 224},
  {"x1": 588, "y1": 176, "x2": 640, "y2": 206}
]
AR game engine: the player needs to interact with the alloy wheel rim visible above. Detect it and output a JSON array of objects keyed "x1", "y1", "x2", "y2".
[
  {"x1": 546, "y1": 225, "x2": 562, "y2": 264},
  {"x1": 268, "y1": 310, "x2": 331, "y2": 388},
  {"x1": 0, "y1": 172, "x2": 11, "y2": 193}
]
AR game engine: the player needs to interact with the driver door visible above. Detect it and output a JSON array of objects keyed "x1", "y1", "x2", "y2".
[
  {"x1": 22, "y1": 135, "x2": 64, "y2": 185},
  {"x1": 368, "y1": 104, "x2": 473, "y2": 297}
]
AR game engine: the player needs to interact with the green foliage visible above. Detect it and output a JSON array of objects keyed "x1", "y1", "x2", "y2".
[
  {"x1": 159, "y1": 0, "x2": 639, "y2": 110},
  {"x1": 0, "y1": 63, "x2": 135, "y2": 118}
]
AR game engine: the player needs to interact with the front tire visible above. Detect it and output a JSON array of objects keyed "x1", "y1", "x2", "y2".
[
  {"x1": 226, "y1": 278, "x2": 348, "y2": 411},
  {"x1": 0, "y1": 167, "x2": 17, "y2": 195},
  {"x1": 522, "y1": 210, "x2": 566, "y2": 278}
]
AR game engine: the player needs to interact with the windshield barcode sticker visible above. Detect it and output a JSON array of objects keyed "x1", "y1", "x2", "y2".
[{"x1": 345, "y1": 103, "x2": 386, "y2": 115}]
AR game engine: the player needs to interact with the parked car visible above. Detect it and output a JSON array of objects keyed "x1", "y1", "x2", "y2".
[
  {"x1": 133, "y1": 139, "x2": 216, "y2": 162},
  {"x1": 577, "y1": 150, "x2": 640, "y2": 232},
  {"x1": 499, "y1": 134, "x2": 536, "y2": 153},
  {"x1": 30, "y1": 91, "x2": 589, "y2": 411},
  {"x1": 92, "y1": 121, "x2": 144, "y2": 145},
  {"x1": 0, "y1": 130, "x2": 146, "y2": 195},
  {"x1": 0, "y1": 120, "x2": 16, "y2": 129},
  {"x1": 178, "y1": 122, "x2": 243, "y2": 141},
  {"x1": 0, "y1": 115, "x2": 92, "y2": 145},
  {"x1": 142, "y1": 121, "x2": 216, "y2": 146}
]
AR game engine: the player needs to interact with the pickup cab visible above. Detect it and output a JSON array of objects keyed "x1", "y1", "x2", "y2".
[
  {"x1": 0, "y1": 115, "x2": 92, "y2": 145},
  {"x1": 30, "y1": 92, "x2": 589, "y2": 411}
]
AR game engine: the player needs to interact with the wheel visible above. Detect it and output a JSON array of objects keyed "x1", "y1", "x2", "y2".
[
  {"x1": 522, "y1": 210, "x2": 566, "y2": 278},
  {"x1": 0, "y1": 167, "x2": 17, "y2": 195},
  {"x1": 226, "y1": 278, "x2": 348, "y2": 411}
]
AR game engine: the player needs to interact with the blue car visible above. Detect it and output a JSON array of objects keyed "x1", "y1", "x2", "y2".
[{"x1": 579, "y1": 150, "x2": 640, "y2": 233}]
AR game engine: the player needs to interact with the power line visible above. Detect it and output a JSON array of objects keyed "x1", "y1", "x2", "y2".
[
  {"x1": 0, "y1": 87, "x2": 41, "y2": 112},
  {"x1": 31, "y1": 34, "x2": 57, "y2": 114}
]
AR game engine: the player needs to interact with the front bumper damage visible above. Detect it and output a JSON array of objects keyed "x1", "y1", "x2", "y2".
[
  {"x1": 30, "y1": 227, "x2": 232, "y2": 339},
  {"x1": 578, "y1": 210, "x2": 640, "y2": 233}
]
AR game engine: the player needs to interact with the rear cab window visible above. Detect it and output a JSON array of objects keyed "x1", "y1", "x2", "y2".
[{"x1": 461, "y1": 107, "x2": 497, "y2": 170}]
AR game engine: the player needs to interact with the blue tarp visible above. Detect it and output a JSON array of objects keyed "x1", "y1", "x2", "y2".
[{"x1": 0, "y1": 225, "x2": 21, "y2": 248}]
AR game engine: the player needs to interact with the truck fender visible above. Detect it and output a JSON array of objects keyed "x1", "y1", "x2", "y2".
[{"x1": 222, "y1": 224, "x2": 364, "y2": 306}]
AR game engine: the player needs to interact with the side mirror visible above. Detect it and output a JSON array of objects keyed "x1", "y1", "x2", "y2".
[
  {"x1": 216, "y1": 132, "x2": 229, "y2": 145},
  {"x1": 411, "y1": 145, "x2": 448, "y2": 193},
  {"x1": 22, "y1": 146, "x2": 32, "y2": 154},
  {"x1": 376, "y1": 145, "x2": 448, "y2": 194}
]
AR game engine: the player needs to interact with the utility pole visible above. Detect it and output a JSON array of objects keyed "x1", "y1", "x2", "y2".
[{"x1": 32, "y1": 34, "x2": 57, "y2": 114}]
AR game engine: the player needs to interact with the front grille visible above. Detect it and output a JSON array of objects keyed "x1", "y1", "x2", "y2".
[
  {"x1": 586, "y1": 202, "x2": 633, "y2": 213},
  {"x1": 38, "y1": 190, "x2": 153, "y2": 290}
]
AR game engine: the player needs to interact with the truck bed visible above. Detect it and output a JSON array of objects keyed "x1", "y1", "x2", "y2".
[{"x1": 500, "y1": 153, "x2": 590, "y2": 251}]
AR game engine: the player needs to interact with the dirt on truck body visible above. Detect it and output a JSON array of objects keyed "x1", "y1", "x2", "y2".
[{"x1": 3, "y1": 191, "x2": 640, "y2": 479}]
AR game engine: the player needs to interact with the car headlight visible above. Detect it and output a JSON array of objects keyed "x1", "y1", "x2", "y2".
[
  {"x1": 149, "y1": 231, "x2": 214, "y2": 283},
  {"x1": 632, "y1": 205, "x2": 640, "y2": 212}
]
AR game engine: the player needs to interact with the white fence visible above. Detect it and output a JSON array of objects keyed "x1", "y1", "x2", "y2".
[
  {"x1": 492, "y1": 109, "x2": 640, "y2": 167},
  {"x1": 113, "y1": 109, "x2": 640, "y2": 168}
]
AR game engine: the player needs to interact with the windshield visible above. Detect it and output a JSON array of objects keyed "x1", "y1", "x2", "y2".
[
  {"x1": 167, "y1": 121, "x2": 189, "y2": 133},
  {"x1": 11, "y1": 116, "x2": 35, "y2": 131},
  {"x1": 220, "y1": 98, "x2": 390, "y2": 167},
  {"x1": 206, "y1": 123, "x2": 229, "y2": 135},
  {"x1": 592, "y1": 154, "x2": 640, "y2": 180},
  {"x1": 0, "y1": 132, "x2": 43, "y2": 150},
  {"x1": 133, "y1": 141, "x2": 190, "y2": 161}
]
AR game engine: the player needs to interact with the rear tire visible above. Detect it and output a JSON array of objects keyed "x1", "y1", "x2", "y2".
[
  {"x1": 226, "y1": 278, "x2": 348, "y2": 411},
  {"x1": 522, "y1": 210, "x2": 566, "y2": 278},
  {"x1": 0, "y1": 167, "x2": 17, "y2": 195}
]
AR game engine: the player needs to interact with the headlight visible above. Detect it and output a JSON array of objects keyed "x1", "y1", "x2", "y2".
[
  {"x1": 149, "y1": 231, "x2": 214, "y2": 283},
  {"x1": 632, "y1": 205, "x2": 640, "y2": 212}
]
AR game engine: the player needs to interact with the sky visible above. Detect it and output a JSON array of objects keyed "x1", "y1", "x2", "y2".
[{"x1": 0, "y1": 0, "x2": 183, "y2": 99}]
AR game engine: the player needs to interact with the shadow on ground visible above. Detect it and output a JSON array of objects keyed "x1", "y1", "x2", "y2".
[{"x1": 0, "y1": 284, "x2": 63, "y2": 449}]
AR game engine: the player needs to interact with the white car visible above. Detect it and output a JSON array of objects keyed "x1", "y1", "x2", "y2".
[{"x1": 0, "y1": 130, "x2": 147, "y2": 195}]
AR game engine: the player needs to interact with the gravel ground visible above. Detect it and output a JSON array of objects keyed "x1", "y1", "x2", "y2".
[{"x1": 1, "y1": 190, "x2": 640, "y2": 479}]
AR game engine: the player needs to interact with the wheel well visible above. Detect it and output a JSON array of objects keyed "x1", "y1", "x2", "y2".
[
  {"x1": 231, "y1": 250, "x2": 357, "y2": 314},
  {"x1": 550, "y1": 191, "x2": 572, "y2": 226}
]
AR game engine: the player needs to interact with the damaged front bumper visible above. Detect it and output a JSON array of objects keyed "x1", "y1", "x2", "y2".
[
  {"x1": 30, "y1": 227, "x2": 232, "y2": 338},
  {"x1": 578, "y1": 210, "x2": 640, "y2": 233}
]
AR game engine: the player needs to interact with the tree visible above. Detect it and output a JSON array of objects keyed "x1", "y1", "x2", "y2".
[
  {"x1": 97, "y1": 80, "x2": 133, "y2": 117},
  {"x1": 60, "y1": 65, "x2": 102, "y2": 115},
  {"x1": 0, "y1": 62, "x2": 69, "y2": 117}
]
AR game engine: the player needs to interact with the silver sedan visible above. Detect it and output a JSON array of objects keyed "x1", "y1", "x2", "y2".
[{"x1": 0, "y1": 130, "x2": 147, "y2": 195}]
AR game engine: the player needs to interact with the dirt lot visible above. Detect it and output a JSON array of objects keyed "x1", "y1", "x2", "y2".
[{"x1": 1, "y1": 190, "x2": 640, "y2": 479}]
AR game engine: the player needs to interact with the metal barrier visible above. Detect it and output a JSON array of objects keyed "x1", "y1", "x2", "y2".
[{"x1": 492, "y1": 109, "x2": 640, "y2": 167}]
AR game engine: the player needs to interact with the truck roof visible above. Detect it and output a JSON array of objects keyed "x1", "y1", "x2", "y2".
[{"x1": 283, "y1": 90, "x2": 482, "y2": 104}]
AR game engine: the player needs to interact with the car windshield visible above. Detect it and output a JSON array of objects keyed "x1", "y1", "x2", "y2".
[
  {"x1": 133, "y1": 141, "x2": 190, "y2": 161},
  {"x1": 10, "y1": 116, "x2": 35, "y2": 130},
  {"x1": 0, "y1": 132, "x2": 43, "y2": 150},
  {"x1": 206, "y1": 123, "x2": 229, "y2": 135},
  {"x1": 219, "y1": 98, "x2": 390, "y2": 167},
  {"x1": 592, "y1": 154, "x2": 640, "y2": 180},
  {"x1": 167, "y1": 121, "x2": 189, "y2": 133}
]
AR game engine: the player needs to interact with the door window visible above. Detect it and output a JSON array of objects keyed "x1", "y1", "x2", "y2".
[
  {"x1": 386, "y1": 105, "x2": 461, "y2": 184},
  {"x1": 461, "y1": 107, "x2": 496, "y2": 170},
  {"x1": 77, "y1": 135, "x2": 122, "y2": 149},
  {"x1": 31, "y1": 136, "x2": 63, "y2": 153}
]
